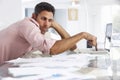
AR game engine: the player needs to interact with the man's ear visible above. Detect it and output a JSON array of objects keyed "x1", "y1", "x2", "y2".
[{"x1": 32, "y1": 13, "x2": 36, "y2": 20}]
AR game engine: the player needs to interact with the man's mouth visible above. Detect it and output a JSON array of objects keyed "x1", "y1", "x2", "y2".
[{"x1": 41, "y1": 29, "x2": 48, "y2": 34}]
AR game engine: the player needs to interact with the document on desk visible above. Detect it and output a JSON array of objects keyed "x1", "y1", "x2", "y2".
[
  {"x1": 8, "y1": 54, "x2": 91, "y2": 67},
  {"x1": 8, "y1": 67, "x2": 96, "y2": 80},
  {"x1": 2, "y1": 74, "x2": 96, "y2": 80},
  {"x1": 6, "y1": 54, "x2": 98, "y2": 80}
]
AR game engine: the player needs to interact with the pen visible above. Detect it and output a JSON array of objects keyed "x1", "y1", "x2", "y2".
[{"x1": 95, "y1": 43, "x2": 98, "y2": 51}]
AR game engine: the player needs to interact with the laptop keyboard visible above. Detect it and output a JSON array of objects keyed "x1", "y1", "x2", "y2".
[{"x1": 78, "y1": 48, "x2": 109, "y2": 54}]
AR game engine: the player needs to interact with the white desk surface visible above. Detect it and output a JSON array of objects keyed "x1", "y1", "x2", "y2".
[{"x1": 1, "y1": 49, "x2": 120, "y2": 80}]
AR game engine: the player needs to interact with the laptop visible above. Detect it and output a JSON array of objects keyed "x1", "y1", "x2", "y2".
[{"x1": 78, "y1": 23, "x2": 112, "y2": 54}]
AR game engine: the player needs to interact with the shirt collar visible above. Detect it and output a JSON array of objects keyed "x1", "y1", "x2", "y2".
[{"x1": 29, "y1": 17, "x2": 39, "y2": 27}]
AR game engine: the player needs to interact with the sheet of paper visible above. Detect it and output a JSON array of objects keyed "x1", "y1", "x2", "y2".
[
  {"x1": 8, "y1": 54, "x2": 91, "y2": 76},
  {"x1": 6, "y1": 53, "x2": 99, "y2": 80},
  {"x1": 2, "y1": 74, "x2": 96, "y2": 80},
  {"x1": 5, "y1": 69, "x2": 96, "y2": 80},
  {"x1": 8, "y1": 54, "x2": 91, "y2": 66}
]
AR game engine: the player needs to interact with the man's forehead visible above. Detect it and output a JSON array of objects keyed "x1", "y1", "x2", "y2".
[
  {"x1": 41, "y1": 15, "x2": 53, "y2": 20},
  {"x1": 39, "y1": 11, "x2": 53, "y2": 19}
]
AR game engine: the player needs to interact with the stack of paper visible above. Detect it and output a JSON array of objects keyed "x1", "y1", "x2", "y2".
[{"x1": 6, "y1": 53, "x2": 97, "y2": 80}]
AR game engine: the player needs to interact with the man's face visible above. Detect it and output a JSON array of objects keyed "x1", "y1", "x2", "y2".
[{"x1": 35, "y1": 10, "x2": 53, "y2": 34}]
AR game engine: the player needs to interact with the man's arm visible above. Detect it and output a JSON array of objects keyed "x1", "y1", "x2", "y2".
[
  {"x1": 51, "y1": 21, "x2": 77, "y2": 51},
  {"x1": 50, "y1": 32, "x2": 97, "y2": 55}
]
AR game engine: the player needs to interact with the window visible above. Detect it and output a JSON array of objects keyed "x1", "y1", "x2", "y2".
[{"x1": 101, "y1": 5, "x2": 120, "y2": 33}]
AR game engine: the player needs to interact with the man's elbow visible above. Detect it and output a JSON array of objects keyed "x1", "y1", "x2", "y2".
[
  {"x1": 50, "y1": 47, "x2": 66, "y2": 55},
  {"x1": 70, "y1": 45, "x2": 77, "y2": 51},
  {"x1": 50, "y1": 48, "x2": 58, "y2": 55}
]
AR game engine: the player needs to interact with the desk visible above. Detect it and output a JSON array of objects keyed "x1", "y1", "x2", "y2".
[
  {"x1": 0, "y1": 63, "x2": 13, "y2": 77},
  {"x1": 0, "y1": 50, "x2": 120, "y2": 80}
]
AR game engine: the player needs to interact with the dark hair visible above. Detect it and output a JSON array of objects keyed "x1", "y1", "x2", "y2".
[{"x1": 34, "y1": 2, "x2": 55, "y2": 16}]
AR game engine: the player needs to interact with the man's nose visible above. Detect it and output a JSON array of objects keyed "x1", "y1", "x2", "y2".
[{"x1": 44, "y1": 20, "x2": 50, "y2": 27}]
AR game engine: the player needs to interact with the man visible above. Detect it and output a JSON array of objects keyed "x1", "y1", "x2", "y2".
[{"x1": 0, "y1": 2, "x2": 97, "y2": 63}]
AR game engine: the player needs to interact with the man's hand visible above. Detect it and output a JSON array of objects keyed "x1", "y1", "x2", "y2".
[
  {"x1": 50, "y1": 21, "x2": 58, "y2": 28},
  {"x1": 84, "y1": 32, "x2": 97, "y2": 46}
]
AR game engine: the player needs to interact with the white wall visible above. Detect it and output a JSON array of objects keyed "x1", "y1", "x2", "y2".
[
  {"x1": 86, "y1": 0, "x2": 119, "y2": 43},
  {"x1": 0, "y1": 0, "x2": 119, "y2": 49},
  {"x1": 0, "y1": 0, "x2": 22, "y2": 30}
]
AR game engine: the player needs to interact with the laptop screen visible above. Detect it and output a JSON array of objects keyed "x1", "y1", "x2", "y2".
[{"x1": 104, "y1": 23, "x2": 112, "y2": 51}]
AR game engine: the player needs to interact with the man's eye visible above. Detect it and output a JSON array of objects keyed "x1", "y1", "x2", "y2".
[
  {"x1": 41, "y1": 17, "x2": 53, "y2": 22},
  {"x1": 41, "y1": 17, "x2": 47, "y2": 20},
  {"x1": 49, "y1": 19, "x2": 53, "y2": 22}
]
